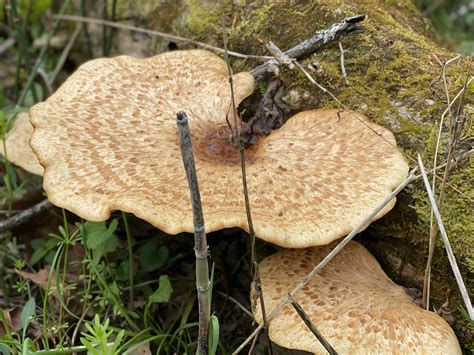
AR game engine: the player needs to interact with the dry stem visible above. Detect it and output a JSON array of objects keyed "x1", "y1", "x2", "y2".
[
  {"x1": 288, "y1": 293, "x2": 338, "y2": 355},
  {"x1": 176, "y1": 112, "x2": 210, "y2": 354},
  {"x1": 417, "y1": 155, "x2": 473, "y2": 320},
  {"x1": 422, "y1": 56, "x2": 472, "y2": 309}
]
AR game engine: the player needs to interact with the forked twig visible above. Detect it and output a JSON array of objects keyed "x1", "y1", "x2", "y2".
[
  {"x1": 288, "y1": 294, "x2": 338, "y2": 355},
  {"x1": 417, "y1": 154, "x2": 473, "y2": 320},
  {"x1": 251, "y1": 15, "x2": 365, "y2": 79},
  {"x1": 176, "y1": 112, "x2": 210, "y2": 354}
]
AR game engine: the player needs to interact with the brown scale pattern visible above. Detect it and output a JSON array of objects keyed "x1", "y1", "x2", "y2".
[
  {"x1": 252, "y1": 241, "x2": 461, "y2": 354},
  {"x1": 30, "y1": 49, "x2": 407, "y2": 248}
]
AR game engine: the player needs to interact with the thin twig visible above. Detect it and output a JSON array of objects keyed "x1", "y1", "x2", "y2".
[
  {"x1": 248, "y1": 328, "x2": 261, "y2": 355},
  {"x1": 36, "y1": 68, "x2": 53, "y2": 96},
  {"x1": 417, "y1": 155, "x2": 473, "y2": 320},
  {"x1": 0, "y1": 199, "x2": 53, "y2": 233},
  {"x1": 233, "y1": 169, "x2": 418, "y2": 353},
  {"x1": 53, "y1": 14, "x2": 272, "y2": 61},
  {"x1": 216, "y1": 291, "x2": 253, "y2": 318},
  {"x1": 423, "y1": 57, "x2": 468, "y2": 309},
  {"x1": 49, "y1": 25, "x2": 82, "y2": 86},
  {"x1": 176, "y1": 111, "x2": 210, "y2": 354},
  {"x1": 338, "y1": 41, "x2": 348, "y2": 84},
  {"x1": 251, "y1": 15, "x2": 365, "y2": 80},
  {"x1": 266, "y1": 41, "x2": 294, "y2": 69},
  {"x1": 219, "y1": 4, "x2": 272, "y2": 353},
  {"x1": 288, "y1": 294, "x2": 338, "y2": 355}
]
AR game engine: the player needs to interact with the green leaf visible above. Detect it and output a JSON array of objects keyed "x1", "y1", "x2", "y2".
[
  {"x1": 81, "y1": 220, "x2": 119, "y2": 264},
  {"x1": 138, "y1": 241, "x2": 168, "y2": 272},
  {"x1": 21, "y1": 298, "x2": 35, "y2": 340},
  {"x1": 208, "y1": 315, "x2": 220, "y2": 355},
  {"x1": 149, "y1": 275, "x2": 173, "y2": 304},
  {"x1": 0, "y1": 343, "x2": 11, "y2": 355},
  {"x1": 30, "y1": 238, "x2": 58, "y2": 265}
]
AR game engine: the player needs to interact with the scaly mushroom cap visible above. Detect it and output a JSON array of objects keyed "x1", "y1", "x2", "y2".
[
  {"x1": 30, "y1": 49, "x2": 407, "y2": 247},
  {"x1": 0, "y1": 112, "x2": 43, "y2": 175},
  {"x1": 252, "y1": 241, "x2": 461, "y2": 354}
]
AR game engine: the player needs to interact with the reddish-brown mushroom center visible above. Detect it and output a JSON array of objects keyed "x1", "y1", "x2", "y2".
[{"x1": 194, "y1": 125, "x2": 258, "y2": 166}]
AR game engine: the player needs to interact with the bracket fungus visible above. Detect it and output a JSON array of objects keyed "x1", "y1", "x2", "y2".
[
  {"x1": 0, "y1": 112, "x2": 43, "y2": 176},
  {"x1": 29, "y1": 49, "x2": 408, "y2": 248},
  {"x1": 251, "y1": 241, "x2": 462, "y2": 354}
]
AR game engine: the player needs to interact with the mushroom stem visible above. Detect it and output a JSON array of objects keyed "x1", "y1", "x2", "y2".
[{"x1": 176, "y1": 111, "x2": 210, "y2": 354}]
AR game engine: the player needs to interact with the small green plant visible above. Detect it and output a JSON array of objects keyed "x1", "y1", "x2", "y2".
[{"x1": 80, "y1": 315, "x2": 125, "y2": 355}]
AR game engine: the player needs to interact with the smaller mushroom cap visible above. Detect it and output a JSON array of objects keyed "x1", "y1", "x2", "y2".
[
  {"x1": 252, "y1": 241, "x2": 461, "y2": 354},
  {"x1": 0, "y1": 112, "x2": 43, "y2": 175}
]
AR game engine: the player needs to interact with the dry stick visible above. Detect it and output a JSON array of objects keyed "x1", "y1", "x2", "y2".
[
  {"x1": 216, "y1": 291, "x2": 253, "y2": 318},
  {"x1": 49, "y1": 25, "x2": 82, "y2": 86},
  {"x1": 36, "y1": 68, "x2": 53, "y2": 95},
  {"x1": 338, "y1": 41, "x2": 348, "y2": 84},
  {"x1": 417, "y1": 155, "x2": 474, "y2": 320},
  {"x1": 251, "y1": 14, "x2": 365, "y2": 80},
  {"x1": 423, "y1": 68, "x2": 472, "y2": 309},
  {"x1": 176, "y1": 112, "x2": 210, "y2": 354},
  {"x1": 426, "y1": 57, "x2": 459, "y2": 303},
  {"x1": 232, "y1": 170, "x2": 417, "y2": 353},
  {"x1": 53, "y1": 14, "x2": 272, "y2": 61},
  {"x1": 0, "y1": 199, "x2": 53, "y2": 233},
  {"x1": 218, "y1": 5, "x2": 272, "y2": 353},
  {"x1": 288, "y1": 294, "x2": 338, "y2": 355}
]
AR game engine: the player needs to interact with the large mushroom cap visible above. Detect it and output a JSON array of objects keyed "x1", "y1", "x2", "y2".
[
  {"x1": 0, "y1": 112, "x2": 43, "y2": 175},
  {"x1": 252, "y1": 241, "x2": 462, "y2": 354},
  {"x1": 30, "y1": 49, "x2": 407, "y2": 247}
]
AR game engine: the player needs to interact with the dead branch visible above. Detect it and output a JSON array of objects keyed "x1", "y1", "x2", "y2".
[
  {"x1": 250, "y1": 15, "x2": 365, "y2": 80},
  {"x1": 0, "y1": 199, "x2": 53, "y2": 233}
]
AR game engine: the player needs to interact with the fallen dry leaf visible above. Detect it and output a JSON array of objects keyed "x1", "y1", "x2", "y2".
[{"x1": 0, "y1": 307, "x2": 23, "y2": 336}]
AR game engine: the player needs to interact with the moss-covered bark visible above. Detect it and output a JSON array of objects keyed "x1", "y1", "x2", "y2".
[{"x1": 101, "y1": 0, "x2": 473, "y2": 350}]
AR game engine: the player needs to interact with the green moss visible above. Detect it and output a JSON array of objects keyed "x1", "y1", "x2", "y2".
[{"x1": 179, "y1": 0, "x2": 222, "y2": 41}]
